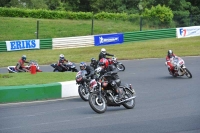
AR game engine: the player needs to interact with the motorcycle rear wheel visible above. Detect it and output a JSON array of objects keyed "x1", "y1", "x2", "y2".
[
  {"x1": 89, "y1": 92, "x2": 107, "y2": 114},
  {"x1": 78, "y1": 86, "x2": 89, "y2": 101},
  {"x1": 185, "y1": 68, "x2": 192, "y2": 78},
  {"x1": 116, "y1": 63, "x2": 125, "y2": 71},
  {"x1": 122, "y1": 89, "x2": 135, "y2": 109}
]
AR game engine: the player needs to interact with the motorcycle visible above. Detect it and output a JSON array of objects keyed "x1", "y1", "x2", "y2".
[
  {"x1": 107, "y1": 57, "x2": 125, "y2": 71},
  {"x1": 51, "y1": 61, "x2": 78, "y2": 72},
  {"x1": 88, "y1": 67, "x2": 136, "y2": 114},
  {"x1": 76, "y1": 70, "x2": 91, "y2": 101},
  {"x1": 166, "y1": 56, "x2": 192, "y2": 78},
  {"x1": 7, "y1": 60, "x2": 42, "y2": 73}
]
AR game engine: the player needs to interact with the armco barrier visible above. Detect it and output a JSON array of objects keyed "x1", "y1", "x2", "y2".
[
  {"x1": 0, "y1": 41, "x2": 7, "y2": 52},
  {"x1": 40, "y1": 38, "x2": 52, "y2": 49},
  {"x1": 0, "y1": 81, "x2": 78, "y2": 103},
  {"x1": 124, "y1": 28, "x2": 176, "y2": 42},
  {"x1": 52, "y1": 35, "x2": 94, "y2": 49},
  {"x1": 0, "y1": 38, "x2": 52, "y2": 52}
]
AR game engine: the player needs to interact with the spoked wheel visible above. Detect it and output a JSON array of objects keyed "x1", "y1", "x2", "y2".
[
  {"x1": 122, "y1": 88, "x2": 135, "y2": 109},
  {"x1": 78, "y1": 86, "x2": 89, "y2": 101},
  {"x1": 89, "y1": 92, "x2": 107, "y2": 114},
  {"x1": 116, "y1": 63, "x2": 125, "y2": 71},
  {"x1": 185, "y1": 68, "x2": 192, "y2": 78}
]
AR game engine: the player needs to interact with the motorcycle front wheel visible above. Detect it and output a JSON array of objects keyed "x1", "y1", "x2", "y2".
[
  {"x1": 78, "y1": 86, "x2": 89, "y2": 101},
  {"x1": 116, "y1": 63, "x2": 125, "y2": 71},
  {"x1": 122, "y1": 88, "x2": 135, "y2": 109},
  {"x1": 185, "y1": 68, "x2": 192, "y2": 78},
  {"x1": 89, "y1": 92, "x2": 107, "y2": 114}
]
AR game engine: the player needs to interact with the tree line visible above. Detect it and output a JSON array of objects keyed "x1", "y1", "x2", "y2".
[
  {"x1": 0, "y1": 0, "x2": 199, "y2": 26},
  {"x1": 0, "y1": 0, "x2": 199, "y2": 15}
]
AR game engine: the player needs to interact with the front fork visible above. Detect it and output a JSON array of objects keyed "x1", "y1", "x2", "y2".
[{"x1": 97, "y1": 83, "x2": 103, "y2": 103}]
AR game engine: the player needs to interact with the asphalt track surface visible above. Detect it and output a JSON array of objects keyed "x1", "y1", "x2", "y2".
[{"x1": 0, "y1": 57, "x2": 200, "y2": 133}]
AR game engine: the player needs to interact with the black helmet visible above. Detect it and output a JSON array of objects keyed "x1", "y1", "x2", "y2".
[
  {"x1": 168, "y1": 50, "x2": 173, "y2": 58},
  {"x1": 91, "y1": 58, "x2": 96, "y2": 63}
]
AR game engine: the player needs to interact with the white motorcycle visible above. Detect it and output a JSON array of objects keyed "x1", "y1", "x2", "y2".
[
  {"x1": 8, "y1": 60, "x2": 42, "y2": 73},
  {"x1": 165, "y1": 57, "x2": 192, "y2": 78}
]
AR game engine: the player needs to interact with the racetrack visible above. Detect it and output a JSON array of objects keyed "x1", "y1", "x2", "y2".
[{"x1": 0, "y1": 57, "x2": 200, "y2": 133}]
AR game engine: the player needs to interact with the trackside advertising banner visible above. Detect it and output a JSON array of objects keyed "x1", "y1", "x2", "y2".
[
  {"x1": 6, "y1": 39, "x2": 40, "y2": 51},
  {"x1": 94, "y1": 33, "x2": 123, "y2": 46},
  {"x1": 176, "y1": 26, "x2": 200, "y2": 38}
]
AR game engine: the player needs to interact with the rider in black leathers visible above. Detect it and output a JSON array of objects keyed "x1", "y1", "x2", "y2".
[
  {"x1": 80, "y1": 62, "x2": 95, "y2": 82},
  {"x1": 90, "y1": 57, "x2": 98, "y2": 70},
  {"x1": 98, "y1": 48, "x2": 114, "y2": 61},
  {"x1": 98, "y1": 58, "x2": 123, "y2": 101}
]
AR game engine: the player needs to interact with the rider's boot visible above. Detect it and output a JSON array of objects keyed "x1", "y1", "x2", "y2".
[
  {"x1": 173, "y1": 70, "x2": 179, "y2": 76},
  {"x1": 168, "y1": 68, "x2": 173, "y2": 75},
  {"x1": 116, "y1": 87, "x2": 123, "y2": 102}
]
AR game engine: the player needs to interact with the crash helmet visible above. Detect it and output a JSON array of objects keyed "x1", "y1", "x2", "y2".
[
  {"x1": 99, "y1": 58, "x2": 109, "y2": 68},
  {"x1": 80, "y1": 62, "x2": 87, "y2": 70},
  {"x1": 101, "y1": 48, "x2": 106, "y2": 54},
  {"x1": 168, "y1": 50, "x2": 173, "y2": 58},
  {"x1": 91, "y1": 58, "x2": 96, "y2": 63},
  {"x1": 21, "y1": 55, "x2": 27, "y2": 61},
  {"x1": 59, "y1": 54, "x2": 64, "y2": 60}
]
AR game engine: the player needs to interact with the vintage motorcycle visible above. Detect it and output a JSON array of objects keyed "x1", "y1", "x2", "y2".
[
  {"x1": 51, "y1": 61, "x2": 78, "y2": 72},
  {"x1": 165, "y1": 56, "x2": 192, "y2": 78},
  {"x1": 107, "y1": 57, "x2": 125, "y2": 71},
  {"x1": 88, "y1": 67, "x2": 136, "y2": 114},
  {"x1": 76, "y1": 70, "x2": 91, "y2": 101},
  {"x1": 7, "y1": 60, "x2": 42, "y2": 73}
]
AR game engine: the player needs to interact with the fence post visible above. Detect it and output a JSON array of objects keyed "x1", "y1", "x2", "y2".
[
  {"x1": 140, "y1": 16, "x2": 142, "y2": 31},
  {"x1": 91, "y1": 13, "x2": 94, "y2": 35},
  {"x1": 190, "y1": 15, "x2": 192, "y2": 26},
  {"x1": 36, "y1": 20, "x2": 39, "y2": 39}
]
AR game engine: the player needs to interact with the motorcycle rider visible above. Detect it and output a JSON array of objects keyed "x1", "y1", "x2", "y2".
[
  {"x1": 98, "y1": 48, "x2": 114, "y2": 61},
  {"x1": 54, "y1": 54, "x2": 68, "y2": 72},
  {"x1": 98, "y1": 58, "x2": 123, "y2": 101},
  {"x1": 80, "y1": 62, "x2": 95, "y2": 82},
  {"x1": 90, "y1": 57, "x2": 98, "y2": 70},
  {"x1": 165, "y1": 50, "x2": 178, "y2": 76},
  {"x1": 15, "y1": 55, "x2": 30, "y2": 72}
]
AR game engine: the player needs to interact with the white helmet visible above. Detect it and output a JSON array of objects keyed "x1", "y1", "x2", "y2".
[
  {"x1": 59, "y1": 54, "x2": 64, "y2": 58},
  {"x1": 101, "y1": 48, "x2": 106, "y2": 54},
  {"x1": 59, "y1": 54, "x2": 64, "y2": 60}
]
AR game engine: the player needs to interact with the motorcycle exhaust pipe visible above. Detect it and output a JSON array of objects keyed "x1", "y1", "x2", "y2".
[{"x1": 109, "y1": 93, "x2": 136, "y2": 104}]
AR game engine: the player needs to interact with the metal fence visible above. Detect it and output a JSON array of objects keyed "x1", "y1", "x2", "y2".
[{"x1": 0, "y1": 15, "x2": 199, "y2": 41}]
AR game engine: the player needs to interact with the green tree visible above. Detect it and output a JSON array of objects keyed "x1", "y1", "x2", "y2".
[{"x1": 143, "y1": 4, "x2": 173, "y2": 25}]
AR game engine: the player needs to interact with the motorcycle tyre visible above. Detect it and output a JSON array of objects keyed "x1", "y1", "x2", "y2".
[
  {"x1": 122, "y1": 89, "x2": 135, "y2": 109},
  {"x1": 185, "y1": 68, "x2": 192, "y2": 78},
  {"x1": 89, "y1": 92, "x2": 107, "y2": 114},
  {"x1": 72, "y1": 68, "x2": 78, "y2": 72},
  {"x1": 53, "y1": 69, "x2": 59, "y2": 72},
  {"x1": 78, "y1": 86, "x2": 89, "y2": 101},
  {"x1": 116, "y1": 63, "x2": 125, "y2": 71}
]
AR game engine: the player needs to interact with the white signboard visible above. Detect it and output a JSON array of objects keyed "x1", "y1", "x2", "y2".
[
  {"x1": 176, "y1": 26, "x2": 200, "y2": 38},
  {"x1": 6, "y1": 39, "x2": 40, "y2": 51}
]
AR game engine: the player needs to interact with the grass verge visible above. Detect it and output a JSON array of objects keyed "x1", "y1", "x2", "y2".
[
  {"x1": 0, "y1": 37, "x2": 200, "y2": 68},
  {"x1": 0, "y1": 72, "x2": 76, "y2": 86}
]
